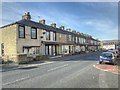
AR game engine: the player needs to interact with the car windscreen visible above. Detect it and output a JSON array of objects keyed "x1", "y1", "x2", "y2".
[{"x1": 101, "y1": 53, "x2": 112, "y2": 58}]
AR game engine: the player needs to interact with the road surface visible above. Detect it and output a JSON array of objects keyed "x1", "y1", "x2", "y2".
[{"x1": 2, "y1": 52, "x2": 119, "y2": 88}]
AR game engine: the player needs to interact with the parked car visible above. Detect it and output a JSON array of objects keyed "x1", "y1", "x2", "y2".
[
  {"x1": 99, "y1": 52, "x2": 116, "y2": 64},
  {"x1": 107, "y1": 49, "x2": 119, "y2": 58}
]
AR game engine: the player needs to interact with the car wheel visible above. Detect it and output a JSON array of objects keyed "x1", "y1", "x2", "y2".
[{"x1": 99, "y1": 62, "x2": 102, "y2": 64}]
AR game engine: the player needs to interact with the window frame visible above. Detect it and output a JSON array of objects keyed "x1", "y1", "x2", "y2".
[
  {"x1": 59, "y1": 33, "x2": 62, "y2": 40},
  {"x1": 31, "y1": 27, "x2": 37, "y2": 39},
  {"x1": 46, "y1": 31, "x2": 50, "y2": 40},
  {"x1": 18, "y1": 25, "x2": 25, "y2": 38},
  {"x1": 53, "y1": 32, "x2": 56, "y2": 41}
]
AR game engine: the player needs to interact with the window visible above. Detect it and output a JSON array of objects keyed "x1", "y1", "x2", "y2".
[
  {"x1": 69, "y1": 35, "x2": 72, "y2": 41},
  {"x1": 83, "y1": 39, "x2": 86, "y2": 44},
  {"x1": 102, "y1": 53, "x2": 112, "y2": 58},
  {"x1": 65, "y1": 35, "x2": 67, "y2": 42},
  {"x1": 18, "y1": 26, "x2": 25, "y2": 38},
  {"x1": 77, "y1": 37, "x2": 79, "y2": 43},
  {"x1": 75, "y1": 37, "x2": 77, "y2": 43},
  {"x1": 81, "y1": 38, "x2": 84, "y2": 44},
  {"x1": 72, "y1": 36, "x2": 74, "y2": 42},
  {"x1": 46, "y1": 31, "x2": 50, "y2": 40},
  {"x1": 59, "y1": 33, "x2": 62, "y2": 40},
  {"x1": 79, "y1": 38, "x2": 81, "y2": 43},
  {"x1": 66, "y1": 35, "x2": 69, "y2": 41},
  {"x1": 74, "y1": 37, "x2": 76, "y2": 42},
  {"x1": 53, "y1": 32, "x2": 56, "y2": 41},
  {"x1": 31, "y1": 28, "x2": 37, "y2": 39},
  {"x1": 23, "y1": 47, "x2": 40, "y2": 55}
]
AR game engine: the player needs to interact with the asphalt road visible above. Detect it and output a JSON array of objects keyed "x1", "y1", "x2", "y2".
[{"x1": 2, "y1": 52, "x2": 119, "y2": 88}]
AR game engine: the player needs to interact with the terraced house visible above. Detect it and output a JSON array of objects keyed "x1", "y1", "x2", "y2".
[{"x1": 0, "y1": 12, "x2": 100, "y2": 63}]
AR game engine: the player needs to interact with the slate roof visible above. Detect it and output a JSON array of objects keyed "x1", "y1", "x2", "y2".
[{"x1": 1, "y1": 19, "x2": 97, "y2": 41}]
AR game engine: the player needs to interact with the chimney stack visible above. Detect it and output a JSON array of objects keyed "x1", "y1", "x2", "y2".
[
  {"x1": 60, "y1": 26, "x2": 65, "y2": 30},
  {"x1": 72, "y1": 30, "x2": 77, "y2": 33},
  {"x1": 39, "y1": 20, "x2": 45, "y2": 24},
  {"x1": 66, "y1": 28, "x2": 71, "y2": 32},
  {"x1": 51, "y1": 23, "x2": 56, "y2": 28},
  {"x1": 77, "y1": 32, "x2": 80, "y2": 34},
  {"x1": 22, "y1": 12, "x2": 31, "y2": 20}
]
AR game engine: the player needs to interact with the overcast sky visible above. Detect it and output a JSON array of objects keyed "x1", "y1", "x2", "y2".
[{"x1": 1, "y1": 2, "x2": 118, "y2": 40}]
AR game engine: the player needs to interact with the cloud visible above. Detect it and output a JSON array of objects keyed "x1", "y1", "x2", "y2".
[{"x1": 82, "y1": 19, "x2": 118, "y2": 40}]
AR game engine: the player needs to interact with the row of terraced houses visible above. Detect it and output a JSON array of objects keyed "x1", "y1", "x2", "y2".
[{"x1": 0, "y1": 12, "x2": 101, "y2": 63}]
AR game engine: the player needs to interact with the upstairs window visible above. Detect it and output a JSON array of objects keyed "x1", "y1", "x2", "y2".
[
  {"x1": 18, "y1": 26, "x2": 25, "y2": 38},
  {"x1": 59, "y1": 33, "x2": 62, "y2": 40},
  {"x1": 72, "y1": 36, "x2": 74, "y2": 42},
  {"x1": 74, "y1": 37, "x2": 76, "y2": 42},
  {"x1": 77, "y1": 37, "x2": 79, "y2": 43},
  {"x1": 66, "y1": 35, "x2": 69, "y2": 41},
  {"x1": 31, "y1": 28, "x2": 37, "y2": 39},
  {"x1": 53, "y1": 32, "x2": 56, "y2": 41},
  {"x1": 46, "y1": 31, "x2": 50, "y2": 40},
  {"x1": 65, "y1": 35, "x2": 67, "y2": 42},
  {"x1": 69, "y1": 35, "x2": 72, "y2": 41}
]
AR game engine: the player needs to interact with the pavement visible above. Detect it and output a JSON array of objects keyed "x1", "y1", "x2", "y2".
[
  {"x1": 0, "y1": 60, "x2": 54, "y2": 72},
  {"x1": 1, "y1": 51, "x2": 119, "y2": 88}
]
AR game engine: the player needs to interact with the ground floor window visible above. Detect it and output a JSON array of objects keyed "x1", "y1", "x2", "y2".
[
  {"x1": 23, "y1": 46, "x2": 40, "y2": 55},
  {"x1": 62, "y1": 45, "x2": 69, "y2": 54},
  {"x1": 45, "y1": 45, "x2": 57, "y2": 56}
]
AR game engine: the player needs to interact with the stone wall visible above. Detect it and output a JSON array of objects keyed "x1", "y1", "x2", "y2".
[{"x1": 1, "y1": 24, "x2": 18, "y2": 62}]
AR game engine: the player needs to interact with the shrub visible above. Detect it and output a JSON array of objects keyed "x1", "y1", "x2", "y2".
[
  {"x1": 64, "y1": 54, "x2": 72, "y2": 56},
  {"x1": 81, "y1": 51, "x2": 86, "y2": 54},
  {"x1": 18, "y1": 60, "x2": 29, "y2": 64},
  {"x1": 39, "y1": 55, "x2": 49, "y2": 60},
  {"x1": 27, "y1": 56, "x2": 34, "y2": 62},
  {"x1": 33, "y1": 55, "x2": 49, "y2": 61},
  {"x1": 2, "y1": 60, "x2": 14, "y2": 65},
  {"x1": 17, "y1": 54, "x2": 28, "y2": 64}
]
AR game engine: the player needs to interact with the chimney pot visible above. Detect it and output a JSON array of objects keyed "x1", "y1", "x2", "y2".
[
  {"x1": 66, "y1": 28, "x2": 71, "y2": 32},
  {"x1": 72, "y1": 30, "x2": 76, "y2": 33},
  {"x1": 51, "y1": 23, "x2": 56, "y2": 28},
  {"x1": 60, "y1": 26, "x2": 65, "y2": 30},
  {"x1": 39, "y1": 20, "x2": 45, "y2": 24},
  {"x1": 22, "y1": 12, "x2": 31, "y2": 20}
]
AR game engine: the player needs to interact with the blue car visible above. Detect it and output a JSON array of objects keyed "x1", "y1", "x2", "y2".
[{"x1": 99, "y1": 52, "x2": 115, "y2": 64}]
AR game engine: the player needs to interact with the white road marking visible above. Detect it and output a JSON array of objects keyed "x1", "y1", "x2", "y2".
[
  {"x1": 47, "y1": 64, "x2": 69, "y2": 72},
  {"x1": 2, "y1": 76, "x2": 30, "y2": 86},
  {"x1": 2, "y1": 62, "x2": 55, "y2": 85}
]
